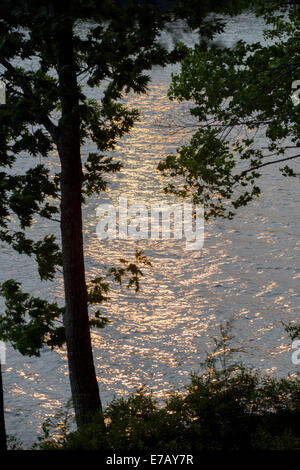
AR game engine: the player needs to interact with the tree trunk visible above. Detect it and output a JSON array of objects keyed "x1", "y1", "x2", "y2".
[
  {"x1": 53, "y1": 2, "x2": 103, "y2": 427},
  {"x1": 59, "y1": 143, "x2": 103, "y2": 426},
  {"x1": 0, "y1": 364, "x2": 7, "y2": 451}
]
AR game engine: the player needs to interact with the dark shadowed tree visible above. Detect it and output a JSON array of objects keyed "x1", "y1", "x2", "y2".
[
  {"x1": 159, "y1": 0, "x2": 299, "y2": 218},
  {"x1": 0, "y1": 0, "x2": 181, "y2": 435}
]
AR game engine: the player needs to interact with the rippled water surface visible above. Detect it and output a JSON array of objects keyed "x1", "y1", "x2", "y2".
[{"x1": 1, "y1": 12, "x2": 300, "y2": 447}]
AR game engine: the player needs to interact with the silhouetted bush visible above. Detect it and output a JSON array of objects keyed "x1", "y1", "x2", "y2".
[{"x1": 34, "y1": 325, "x2": 300, "y2": 451}]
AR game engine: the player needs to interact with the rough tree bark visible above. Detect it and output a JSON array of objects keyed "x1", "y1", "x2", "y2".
[{"x1": 53, "y1": 2, "x2": 103, "y2": 427}]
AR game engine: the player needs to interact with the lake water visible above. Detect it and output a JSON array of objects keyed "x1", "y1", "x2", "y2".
[{"x1": 1, "y1": 11, "x2": 300, "y2": 448}]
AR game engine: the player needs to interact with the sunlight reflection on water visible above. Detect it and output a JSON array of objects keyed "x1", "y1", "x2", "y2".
[{"x1": 1, "y1": 12, "x2": 300, "y2": 447}]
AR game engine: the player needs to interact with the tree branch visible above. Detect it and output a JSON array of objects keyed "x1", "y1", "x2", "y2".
[
  {"x1": 236, "y1": 153, "x2": 300, "y2": 180},
  {"x1": 0, "y1": 58, "x2": 60, "y2": 143}
]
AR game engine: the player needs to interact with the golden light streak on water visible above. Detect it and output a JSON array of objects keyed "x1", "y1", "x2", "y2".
[{"x1": 1, "y1": 12, "x2": 300, "y2": 447}]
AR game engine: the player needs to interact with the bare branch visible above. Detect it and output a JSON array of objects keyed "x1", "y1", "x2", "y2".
[{"x1": 236, "y1": 153, "x2": 300, "y2": 180}]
